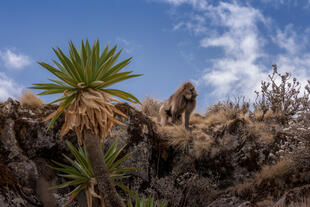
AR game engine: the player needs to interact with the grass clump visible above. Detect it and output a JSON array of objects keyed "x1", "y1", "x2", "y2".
[
  {"x1": 19, "y1": 90, "x2": 44, "y2": 108},
  {"x1": 204, "y1": 100, "x2": 249, "y2": 131},
  {"x1": 158, "y1": 124, "x2": 214, "y2": 158},
  {"x1": 140, "y1": 96, "x2": 162, "y2": 119},
  {"x1": 158, "y1": 125, "x2": 192, "y2": 152},
  {"x1": 234, "y1": 157, "x2": 294, "y2": 197}
]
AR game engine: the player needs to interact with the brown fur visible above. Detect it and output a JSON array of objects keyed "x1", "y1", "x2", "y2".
[{"x1": 159, "y1": 81, "x2": 198, "y2": 129}]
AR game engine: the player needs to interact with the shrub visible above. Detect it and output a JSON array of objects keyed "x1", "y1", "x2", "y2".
[{"x1": 254, "y1": 64, "x2": 310, "y2": 124}]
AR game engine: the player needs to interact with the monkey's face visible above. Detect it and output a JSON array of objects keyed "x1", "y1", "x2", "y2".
[{"x1": 184, "y1": 85, "x2": 198, "y2": 100}]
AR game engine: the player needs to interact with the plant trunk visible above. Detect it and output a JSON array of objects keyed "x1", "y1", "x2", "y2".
[{"x1": 84, "y1": 129, "x2": 125, "y2": 207}]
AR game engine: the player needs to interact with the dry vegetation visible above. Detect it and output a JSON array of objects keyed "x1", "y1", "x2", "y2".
[
  {"x1": 158, "y1": 124, "x2": 214, "y2": 158},
  {"x1": 246, "y1": 121, "x2": 279, "y2": 143},
  {"x1": 274, "y1": 196, "x2": 310, "y2": 207},
  {"x1": 19, "y1": 91, "x2": 44, "y2": 108},
  {"x1": 204, "y1": 99, "x2": 249, "y2": 130},
  {"x1": 158, "y1": 125, "x2": 192, "y2": 151},
  {"x1": 140, "y1": 65, "x2": 310, "y2": 205},
  {"x1": 140, "y1": 96, "x2": 162, "y2": 121},
  {"x1": 233, "y1": 157, "x2": 294, "y2": 197},
  {"x1": 254, "y1": 64, "x2": 310, "y2": 124},
  {"x1": 153, "y1": 96, "x2": 282, "y2": 159},
  {"x1": 254, "y1": 157, "x2": 293, "y2": 185}
]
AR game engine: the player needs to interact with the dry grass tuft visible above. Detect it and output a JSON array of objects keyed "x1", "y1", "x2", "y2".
[
  {"x1": 158, "y1": 124, "x2": 214, "y2": 158},
  {"x1": 233, "y1": 181, "x2": 254, "y2": 197},
  {"x1": 234, "y1": 157, "x2": 294, "y2": 196},
  {"x1": 158, "y1": 125, "x2": 192, "y2": 151},
  {"x1": 253, "y1": 110, "x2": 265, "y2": 121},
  {"x1": 204, "y1": 109, "x2": 228, "y2": 127},
  {"x1": 189, "y1": 113, "x2": 211, "y2": 132},
  {"x1": 19, "y1": 91, "x2": 44, "y2": 108},
  {"x1": 254, "y1": 109, "x2": 286, "y2": 123},
  {"x1": 254, "y1": 157, "x2": 293, "y2": 186},
  {"x1": 189, "y1": 113, "x2": 205, "y2": 125},
  {"x1": 140, "y1": 96, "x2": 162, "y2": 119},
  {"x1": 274, "y1": 196, "x2": 310, "y2": 207},
  {"x1": 247, "y1": 121, "x2": 278, "y2": 143},
  {"x1": 256, "y1": 199, "x2": 275, "y2": 207},
  {"x1": 192, "y1": 132, "x2": 214, "y2": 158},
  {"x1": 204, "y1": 101, "x2": 249, "y2": 131}
]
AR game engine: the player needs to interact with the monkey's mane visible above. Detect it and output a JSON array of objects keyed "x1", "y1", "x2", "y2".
[{"x1": 168, "y1": 81, "x2": 193, "y2": 111}]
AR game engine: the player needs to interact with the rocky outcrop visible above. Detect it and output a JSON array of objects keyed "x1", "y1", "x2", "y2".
[{"x1": 0, "y1": 98, "x2": 310, "y2": 207}]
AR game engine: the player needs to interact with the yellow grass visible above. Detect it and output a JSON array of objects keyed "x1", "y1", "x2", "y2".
[
  {"x1": 254, "y1": 110, "x2": 265, "y2": 121},
  {"x1": 192, "y1": 132, "x2": 213, "y2": 158},
  {"x1": 140, "y1": 96, "x2": 162, "y2": 118},
  {"x1": 204, "y1": 105, "x2": 245, "y2": 130},
  {"x1": 254, "y1": 157, "x2": 293, "y2": 186},
  {"x1": 247, "y1": 121, "x2": 276, "y2": 143},
  {"x1": 204, "y1": 108, "x2": 230, "y2": 127},
  {"x1": 19, "y1": 91, "x2": 43, "y2": 108},
  {"x1": 189, "y1": 113, "x2": 205, "y2": 125},
  {"x1": 234, "y1": 157, "x2": 293, "y2": 196},
  {"x1": 158, "y1": 125, "x2": 192, "y2": 151},
  {"x1": 158, "y1": 124, "x2": 214, "y2": 158},
  {"x1": 254, "y1": 110, "x2": 286, "y2": 122},
  {"x1": 256, "y1": 199, "x2": 275, "y2": 207},
  {"x1": 274, "y1": 196, "x2": 310, "y2": 207}
]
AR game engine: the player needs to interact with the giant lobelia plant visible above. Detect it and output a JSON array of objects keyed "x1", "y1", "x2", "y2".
[
  {"x1": 31, "y1": 39, "x2": 141, "y2": 207},
  {"x1": 51, "y1": 140, "x2": 135, "y2": 206}
]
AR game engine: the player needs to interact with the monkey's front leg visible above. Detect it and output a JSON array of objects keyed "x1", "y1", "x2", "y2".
[
  {"x1": 184, "y1": 111, "x2": 190, "y2": 130},
  {"x1": 172, "y1": 112, "x2": 178, "y2": 124}
]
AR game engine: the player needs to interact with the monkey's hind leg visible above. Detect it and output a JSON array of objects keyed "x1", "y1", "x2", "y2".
[{"x1": 159, "y1": 105, "x2": 168, "y2": 126}]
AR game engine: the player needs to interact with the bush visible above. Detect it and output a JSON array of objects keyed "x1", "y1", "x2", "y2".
[{"x1": 254, "y1": 64, "x2": 310, "y2": 124}]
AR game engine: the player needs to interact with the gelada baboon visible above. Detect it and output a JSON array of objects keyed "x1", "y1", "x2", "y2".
[{"x1": 159, "y1": 81, "x2": 198, "y2": 129}]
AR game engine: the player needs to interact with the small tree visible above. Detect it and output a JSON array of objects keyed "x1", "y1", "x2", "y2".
[
  {"x1": 254, "y1": 64, "x2": 310, "y2": 124},
  {"x1": 31, "y1": 40, "x2": 141, "y2": 207}
]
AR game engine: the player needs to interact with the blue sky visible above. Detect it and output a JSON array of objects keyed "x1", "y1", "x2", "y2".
[{"x1": 1, "y1": 0, "x2": 310, "y2": 112}]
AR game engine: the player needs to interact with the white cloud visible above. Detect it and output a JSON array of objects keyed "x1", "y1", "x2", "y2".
[
  {"x1": 260, "y1": 0, "x2": 310, "y2": 9},
  {"x1": 0, "y1": 49, "x2": 31, "y2": 69},
  {"x1": 272, "y1": 24, "x2": 307, "y2": 54},
  {"x1": 154, "y1": 0, "x2": 310, "y2": 103},
  {"x1": 274, "y1": 54, "x2": 310, "y2": 91},
  {"x1": 116, "y1": 38, "x2": 141, "y2": 54},
  {"x1": 0, "y1": 72, "x2": 24, "y2": 101},
  {"x1": 272, "y1": 24, "x2": 310, "y2": 90},
  {"x1": 158, "y1": 0, "x2": 208, "y2": 10},
  {"x1": 173, "y1": 14, "x2": 208, "y2": 34},
  {"x1": 199, "y1": 2, "x2": 268, "y2": 99}
]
